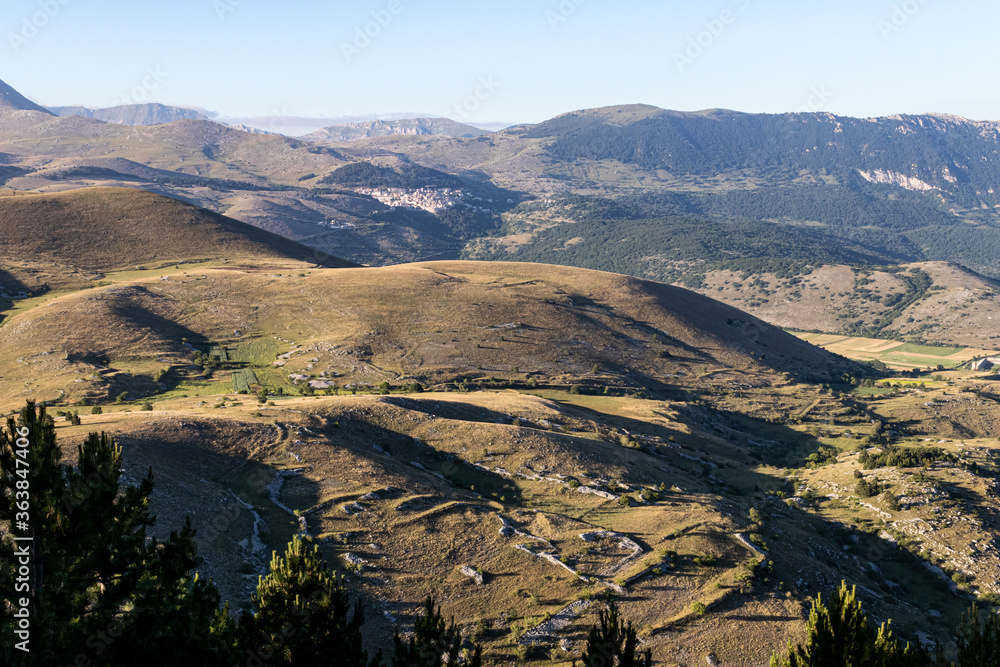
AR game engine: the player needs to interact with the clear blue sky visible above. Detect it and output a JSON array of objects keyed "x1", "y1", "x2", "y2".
[{"x1": 4, "y1": 0, "x2": 999, "y2": 124}]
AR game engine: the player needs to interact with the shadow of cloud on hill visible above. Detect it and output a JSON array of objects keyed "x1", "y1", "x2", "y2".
[
  {"x1": 0, "y1": 265, "x2": 29, "y2": 291},
  {"x1": 105, "y1": 286, "x2": 211, "y2": 349}
]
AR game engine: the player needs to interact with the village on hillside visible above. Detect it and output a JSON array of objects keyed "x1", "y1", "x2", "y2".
[{"x1": 355, "y1": 186, "x2": 497, "y2": 214}]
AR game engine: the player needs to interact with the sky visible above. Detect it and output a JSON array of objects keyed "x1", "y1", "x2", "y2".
[{"x1": 3, "y1": 0, "x2": 1000, "y2": 127}]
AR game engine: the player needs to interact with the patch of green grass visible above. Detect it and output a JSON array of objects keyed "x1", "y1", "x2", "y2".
[
  {"x1": 232, "y1": 369, "x2": 258, "y2": 393},
  {"x1": 231, "y1": 337, "x2": 281, "y2": 366},
  {"x1": 893, "y1": 343, "x2": 964, "y2": 356},
  {"x1": 851, "y1": 386, "x2": 896, "y2": 396}
]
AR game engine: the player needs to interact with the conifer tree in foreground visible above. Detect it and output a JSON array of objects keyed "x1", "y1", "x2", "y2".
[
  {"x1": 239, "y1": 534, "x2": 379, "y2": 666},
  {"x1": 0, "y1": 400, "x2": 235, "y2": 665},
  {"x1": 576, "y1": 598, "x2": 651, "y2": 667},
  {"x1": 951, "y1": 602, "x2": 1000, "y2": 667},
  {"x1": 770, "y1": 580, "x2": 929, "y2": 667},
  {"x1": 389, "y1": 595, "x2": 481, "y2": 667}
]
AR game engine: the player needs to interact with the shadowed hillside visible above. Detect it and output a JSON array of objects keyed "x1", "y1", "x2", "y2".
[{"x1": 0, "y1": 187, "x2": 354, "y2": 289}]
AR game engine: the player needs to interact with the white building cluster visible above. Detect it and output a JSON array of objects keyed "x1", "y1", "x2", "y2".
[{"x1": 356, "y1": 187, "x2": 467, "y2": 213}]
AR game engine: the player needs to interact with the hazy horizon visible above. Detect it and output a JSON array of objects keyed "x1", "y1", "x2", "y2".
[{"x1": 6, "y1": 0, "x2": 1000, "y2": 126}]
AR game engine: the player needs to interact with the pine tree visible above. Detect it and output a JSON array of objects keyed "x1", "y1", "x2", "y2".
[
  {"x1": 576, "y1": 598, "x2": 651, "y2": 667},
  {"x1": 0, "y1": 400, "x2": 235, "y2": 665},
  {"x1": 953, "y1": 603, "x2": 1000, "y2": 666},
  {"x1": 770, "y1": 581, "x2": 929, "y2": 667},
  {"x1": 389, "y1": 596, "x2": 472, "y2": 667},
  {"x1": 239, "y1": 535, "x2": 375, "y2": 666}
]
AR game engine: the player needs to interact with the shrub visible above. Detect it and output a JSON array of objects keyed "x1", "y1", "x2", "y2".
[
  {"x1": 881, "y1": 491, "x2": 901, "y2": 512},
  {"x1": 855, "y1": 478, "x2": 881, "y2": 498},
  {"x1": 691, "y1": 602, "x2": 707, "y2": 616},
  {"x1": 91, "y1": 405, "x2": 103, "y2": 415},
  {"x1": 694, "y1": 553, "x2": 717, "y2": 567}
]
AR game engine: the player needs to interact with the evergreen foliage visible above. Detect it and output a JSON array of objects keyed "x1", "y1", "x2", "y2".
[
  {"x1": 859, "y1": 446, "x2": 954, "y2": 470},
  {"x1": 576, "y1": 598, "x2": 652, "y2": 667},
  {"x1": 770, "y1": 581, "x2": 928, "y2": 667},
  {"x1": 389, "y1": 596, "x2": 471, "y2": 667},
  {"x1": 0, "y1": 401, "x2": 235, "y2": 665},
  {"x1": 238, "y1": 535, "x2": 375, "y2": 666},
  {"x1": 952, "y1": 603, "x2": 1000, "y2": 667}
]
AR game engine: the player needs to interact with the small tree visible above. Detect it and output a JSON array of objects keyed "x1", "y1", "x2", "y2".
[
  {"x1": 239, "y1": 535, "x2": 375, "y2": 666},
  {"x1": 389, "y1": 596, "x2": 473, "y2": 667},
  {"x1": 770, "y1": 581, "x2": 928, "y2": 667},
  {"x1": 576, "y1": 599, "x2": 651, "y2": 667},
  {"x1": 954, "y1": 603, "x2": 1000, "y2": 666}
]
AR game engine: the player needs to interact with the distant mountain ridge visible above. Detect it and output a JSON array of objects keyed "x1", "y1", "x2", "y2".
[
  {"x1": 47, "y1": 103, "x2": 211, "y2": 126},
  {"x1": 305, "y1": 117, "x2": 490, "y2": 142}
]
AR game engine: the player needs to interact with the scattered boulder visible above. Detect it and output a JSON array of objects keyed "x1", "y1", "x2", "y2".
[{"x1": 460, "y1": 566, "x2": 484, "y2": 585}]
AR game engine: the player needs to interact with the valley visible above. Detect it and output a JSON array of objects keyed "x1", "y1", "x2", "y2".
[
  {"x1": 1, "y1": 76, "x2": 1000, "y2": 665},
  {"x1": 1, "y1": 187, "x2": 998, "y2": 664}
]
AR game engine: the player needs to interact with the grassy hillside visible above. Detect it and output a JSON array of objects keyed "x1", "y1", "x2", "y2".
[
  {"x1": 687, "y1": 262, "x2": 1000, "y2": 348},
  {"x1": 2, "y1": 237, "x2": 996, "y2": 662},
  {"x1": 42, "y1": 373, "x2": 1000, "y2": 664},
  {"x1": 2, "y1": 88, "x2": 1000, "y2": 662},
  {"x1": 0, "y1": 259, "x2": 864, "y2": 410},
  {"x1": 0, "y1": 187, "x2": 352, "y2": 291}
]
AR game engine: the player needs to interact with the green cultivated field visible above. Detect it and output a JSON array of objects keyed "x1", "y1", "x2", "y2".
[{"x1": 792, "y1": 333, "x2": 995, "y2": 370}]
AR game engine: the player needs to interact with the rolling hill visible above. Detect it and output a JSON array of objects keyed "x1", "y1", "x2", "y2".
[
  {"x1": 346, "y1": 104, "x2": 1000, "y2": 280},
  {"x1": 0, "y1": 187, "x2": 353, "y2": 292},
  {"x1": 2, "y1": 187, "x2": 999, "y2": 664}
]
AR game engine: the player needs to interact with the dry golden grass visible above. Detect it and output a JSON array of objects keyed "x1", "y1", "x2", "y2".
[
  {"x1": 0, "y1": 190, "x2": 990, "y2": 663},
  {"x1": 0, "y1": 187, "x2": 352, "y2": 290},
  {"x1": 0, "y1": 258, "x2": 863, "y2": 410}
]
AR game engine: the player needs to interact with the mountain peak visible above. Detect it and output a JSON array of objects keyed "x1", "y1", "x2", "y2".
[{"x1": 0, "y1": 78, "x2": 53, "y2": 114}]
